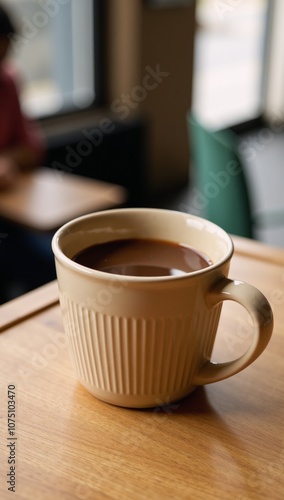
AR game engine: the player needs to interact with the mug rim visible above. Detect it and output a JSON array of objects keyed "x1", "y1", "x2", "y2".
[{"x1": 52, "y1": 208, "x2": 234, "y2": 282}]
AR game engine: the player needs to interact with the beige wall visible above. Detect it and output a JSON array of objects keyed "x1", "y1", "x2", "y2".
[
  {"x1": 140, "y1": 3, "x2": 196, "y2": 193},
  {"x1": 105, "y1": 0, "x2": 142, "y2": 100},
  {"x1": 106, "y1": 0, "x2": 196, "y2": 195}
]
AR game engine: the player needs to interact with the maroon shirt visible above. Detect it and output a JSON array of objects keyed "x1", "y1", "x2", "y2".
[{"x1": 0, "y1": 64, "x2": 45, "y2": 162}]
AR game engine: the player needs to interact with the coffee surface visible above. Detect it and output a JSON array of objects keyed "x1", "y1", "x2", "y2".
[{"x1": 72, "y1": 238, "x2": 212, "y2": 277}]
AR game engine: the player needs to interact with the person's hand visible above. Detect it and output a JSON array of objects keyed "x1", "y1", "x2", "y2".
[{"x1": 0, "y1": 156, "x2": 19, "y2": 190}]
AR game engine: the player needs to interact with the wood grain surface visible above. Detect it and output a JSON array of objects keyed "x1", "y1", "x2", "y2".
[{"x1": 0, "y1": 236, "x2": 283, "y2": 499}]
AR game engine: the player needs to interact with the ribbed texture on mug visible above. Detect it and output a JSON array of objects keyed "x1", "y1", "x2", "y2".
[{"x1": 61, "y1": 296, "x2": 220, "y2": 397}]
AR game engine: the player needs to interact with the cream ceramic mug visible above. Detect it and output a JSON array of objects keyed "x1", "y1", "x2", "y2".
[{"x1": 52, "y1": 208, "x2": 273, "y2": 408}]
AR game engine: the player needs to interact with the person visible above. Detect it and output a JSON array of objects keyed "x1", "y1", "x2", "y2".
[
  {"x1": 0, "y1": 3, "x2": 45, "y2": 190},
  {"x1": 0, "y1": 3, "x2": 55, "y2": 302}
]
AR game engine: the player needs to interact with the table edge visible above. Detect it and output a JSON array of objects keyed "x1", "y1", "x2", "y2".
[
  {"x1": 232, "y1": 235, "x2": 284, "y2": 265},
  {"x1": 0, "y1": 280, "x2": 59, "y2": 333}
]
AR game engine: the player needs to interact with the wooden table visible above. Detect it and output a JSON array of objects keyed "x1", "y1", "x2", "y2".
[
  {"x1": 0, "y1": 167, "x2": 127, "y2": 232},
  {"x1": 0, "y1": 236, "x2": 284, "y2": 499}
]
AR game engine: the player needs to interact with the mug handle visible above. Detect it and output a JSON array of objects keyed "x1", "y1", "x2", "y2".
[{"x1": 193, "y1": 277, "x2": 273, "y2": 385}]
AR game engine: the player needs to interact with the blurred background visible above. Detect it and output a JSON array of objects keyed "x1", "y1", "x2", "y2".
[
  {"x1": 4, "y1": 0, "x2": 270, "y2": 126},
  {"x1": 1, "y1": 0, "x2": 284, "y2": 299}
]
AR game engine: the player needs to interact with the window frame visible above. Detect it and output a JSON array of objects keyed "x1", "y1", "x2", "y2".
[
  {"x1": 7, "y1": 0, "x2": 105, "y2": 122},
  {"x1": 41, "y1": 0, "x2": 105, "y2": 122}
]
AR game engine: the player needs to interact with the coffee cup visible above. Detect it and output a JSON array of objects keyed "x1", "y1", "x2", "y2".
[{"x1": 52, "y1": 208, "x2": 273, "y2": 408}]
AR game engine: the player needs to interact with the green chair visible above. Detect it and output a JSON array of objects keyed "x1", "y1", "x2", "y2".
[{"x1": 187, "y1": 111, "x2": 284, "y2": 239}]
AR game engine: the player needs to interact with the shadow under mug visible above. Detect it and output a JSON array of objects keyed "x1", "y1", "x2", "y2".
[{"x1": 52, "y1": 208, "x2": 273, "y2": 408}]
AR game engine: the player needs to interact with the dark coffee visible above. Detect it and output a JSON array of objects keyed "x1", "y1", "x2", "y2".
[{"x1": 72, "y1": 238, "x2": 212, "y2": 277}]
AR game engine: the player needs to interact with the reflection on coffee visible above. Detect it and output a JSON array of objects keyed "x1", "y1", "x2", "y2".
[{"x1": 72, "y1": 238, "x2": 212, "y2": 277}]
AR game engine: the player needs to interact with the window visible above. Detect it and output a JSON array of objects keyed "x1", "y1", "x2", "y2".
[
  {"x1": 4, "y1": 0, "x2": 101, "y2": 118},
  {"x1": 192, "y1": 0, "x2": 270, "y2": 129}
]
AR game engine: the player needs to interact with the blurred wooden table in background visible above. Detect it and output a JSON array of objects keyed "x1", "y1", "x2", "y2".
[{"x1": 0, "y1": 167, "x2": 127, "y2": 232}]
